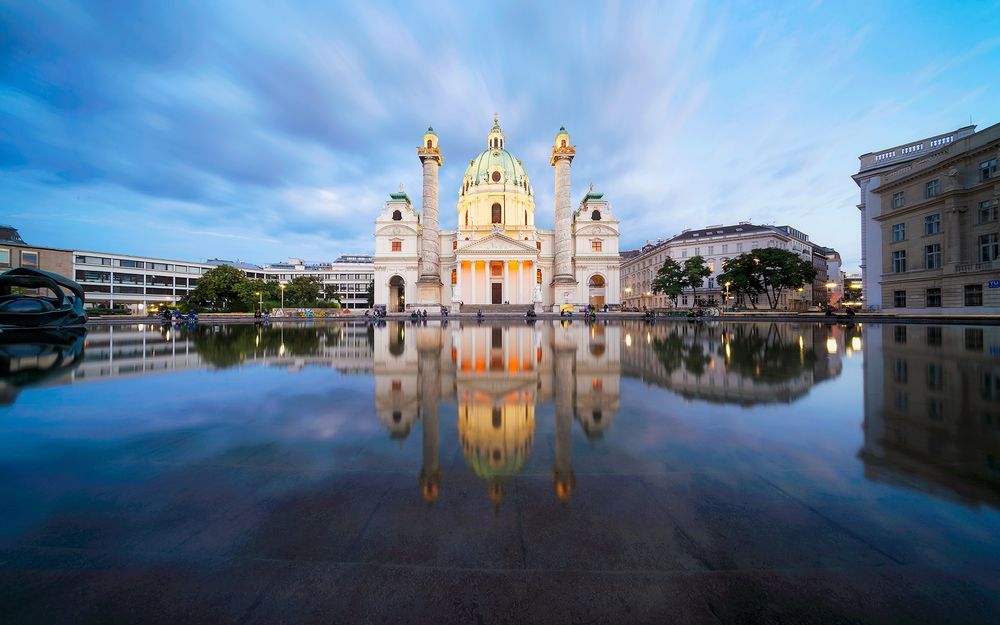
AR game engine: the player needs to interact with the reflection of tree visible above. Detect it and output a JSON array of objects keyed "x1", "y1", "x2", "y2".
[
  {"x1": 723, "y1": 323, "x2": 813, "y2": 384},
  {"x1": 187, "y1": 324, "x2": 344, "y2": 368},
  {"x1": 652, "y1": 328, "x2": 712, "y2": 377}
]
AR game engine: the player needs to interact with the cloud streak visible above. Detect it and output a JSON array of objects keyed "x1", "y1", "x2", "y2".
[{"x1": 1, "y1": 0, "x2": 998, "y2": 270}]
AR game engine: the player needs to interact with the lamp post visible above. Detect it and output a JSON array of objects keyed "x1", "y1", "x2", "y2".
[
  {"x1": 256, "y1": 291, "x2": 263, "y2": 313},
  {"x1": 724, "y1": 281, "x2": 732, "y2": 308},
  {"x1": 280, "y1": 283, "x2": 285, "y2": 310}
]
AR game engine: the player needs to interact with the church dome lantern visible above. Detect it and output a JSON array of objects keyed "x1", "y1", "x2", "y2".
[{"x1": 423, "y1": 126, "x2": 439, "y2": 150}]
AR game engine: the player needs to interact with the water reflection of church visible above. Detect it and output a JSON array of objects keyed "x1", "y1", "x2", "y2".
[{"x1": 373, "y1": 321, "x2": 621, "y2": 505}]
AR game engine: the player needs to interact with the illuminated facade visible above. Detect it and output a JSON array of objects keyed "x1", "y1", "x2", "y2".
[{"x1": 374, "y1": 117, "x2": 621, "y2": 312}]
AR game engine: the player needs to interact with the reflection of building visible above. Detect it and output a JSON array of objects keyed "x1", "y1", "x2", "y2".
[
  {"x1": 861, "y1": 324, "x2": 1000, "y2": 508},
  {"x1": 620, "y1": 321, "x2": 846, "y2": 405},
  {"x1": 373, "y1": 321, "x2": 622, "y2": 505},
  {"x1": 373, "y1": 118, "x2": 621, "y2": 312}
]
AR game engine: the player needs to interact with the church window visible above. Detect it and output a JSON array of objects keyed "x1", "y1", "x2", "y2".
[
  {"x1": 492, "y1": 203, "x2": 502, "y2": 223},
  {"x1": 492, "y1": 171, "x2": 501, "y2": 183},
  {"x1": 536, "y1": 241, "x2": 542, "y2": 250},
  {"x1": 464, "y1": 211, "x2": 469, "y2": 226},
  {"x1": 592, "y1": 240, "x2": 603, "y2": 252},
  {"x1": 536, "y1": 268, "x2": 542, "y2": 284},
  {"x1": 561, "y1": 140, "x2": 567, "y2": 147},
  {"x1": 453, "y1": 241, "x2": 458, "y2": 250},
  {"x1": 426, "y1": 139, "x2": 433, "y2": 148},
  {"x1": 391, "y1": 240, "x2": 402, "y2": 252},
  {"x1": 391, "y1": 210, "x2": 402, "y2": 221},
  {"x1": 524, "y1": 210, "x2": 528, "y2": 224},
  {"x1": 591, "y1": 210, "x2": 601, "y2": 221},
  {"x1": 451, "y1": 269, "x2": 457, "y2": 285}
]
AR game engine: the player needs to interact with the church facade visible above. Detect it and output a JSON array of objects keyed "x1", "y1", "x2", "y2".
[{"x1": 374, "y1": 117, "x2": 621, "y2": 311}]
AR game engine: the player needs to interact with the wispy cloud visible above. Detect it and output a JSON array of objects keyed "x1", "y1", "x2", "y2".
[{"x1": 1, "y1": 0, "x2": 998, "y2": 270}]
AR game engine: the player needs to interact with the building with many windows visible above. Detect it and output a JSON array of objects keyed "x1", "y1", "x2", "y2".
[
  {"x1": 853, "y1": 125, "x2": 978, "y2": 310},
  {"x1": 2, "y1": 226, "x2": 375, "y2": 313},
  {"x1": 620, "y1": 223, "x2": 826, "y2": 310},
  {"x1": 374, "y1": 117, "x2": 621, "y2": 312},
  {"x1": 869, "y1": 122, "x2": 1000, "y2": 313}
]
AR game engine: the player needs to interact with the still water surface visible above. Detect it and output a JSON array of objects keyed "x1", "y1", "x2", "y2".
[{"x1": 1, "y1": 320, "x2": 999, "y2": 624}]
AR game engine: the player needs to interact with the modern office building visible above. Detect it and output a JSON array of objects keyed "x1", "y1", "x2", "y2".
[
  {"x1": 853, "y1": 125, "x2": 978, "y2": 310},
  {"x1": 869, "y1": 122, "x2": 1000, "y2": 313},
  {"x1": 620, "y1": 223, "x2": 826, "y2": 310},
  {"x1": 3, "y1": 225, "x2": 374, "y2": 313},
  {"x1": 73, "y1": 252, "x2": 374, "y2": 312}
]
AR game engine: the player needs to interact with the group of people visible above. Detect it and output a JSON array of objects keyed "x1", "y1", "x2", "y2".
[
  {"x1": 159, "y1": 308, "x2": 198, "y2": 323},
  {"x1": 253, "y1": 309, "x2": 271, "y2": 323}
]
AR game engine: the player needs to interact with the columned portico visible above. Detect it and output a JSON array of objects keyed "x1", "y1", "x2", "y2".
[{"x1": 452, "y1": 256, "x2": 538, "y2": 306}]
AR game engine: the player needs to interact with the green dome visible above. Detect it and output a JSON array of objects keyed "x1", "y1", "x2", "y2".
[
  {"x1": 463, "y1": 446, "x2": 530, "y2": 479},
  {"x1": 463, "y1": 148, "x2": 531, "y2": 187}
]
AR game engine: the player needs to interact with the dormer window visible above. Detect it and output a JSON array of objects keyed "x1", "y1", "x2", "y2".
[
  {"x1": 392, "y1": 210, "x2": 402, "y2": 221},
  {"x1": 591, "y1": 210, "x2": 601, "y2": 221}
]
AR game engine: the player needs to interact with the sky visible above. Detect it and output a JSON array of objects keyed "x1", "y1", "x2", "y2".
[{"x1": 2, "y1": 0, "x2": 999, "y2": 271}]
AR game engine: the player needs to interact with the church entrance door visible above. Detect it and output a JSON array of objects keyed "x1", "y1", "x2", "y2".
[{"x1": 491, "y1": 283, "x2": 503, "y2": 304}]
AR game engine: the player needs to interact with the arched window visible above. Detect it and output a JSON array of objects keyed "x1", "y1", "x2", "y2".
[
  {"x1": 453, "y1": 240, "x2": 457, "y2": 250},
  {"x1": 524, "y1": 210, "x2": 528, "y2": 224},
  {"x1": 491, "y1": 171, "x2": 501, "y2": 183},
  {"x1": 561, "y1": 139, "x2": 567, "y2": 147},
  {"x1": 464, "y1": 211, "x2": 469, "y2": 226},
  {"x1": 591, "y1": 210, "x2": 601, "y2": 221},
  {"x1": 451, "y1": 269, "x2": 457, "y2": 285},
  {"x1": 391, "y1": 209, "x2": 402, "y2": 221},
  {"x1": 536, "y1": 268, "x2": 542, "y2": 284},
  {"x1": 491, "y1": 203, "x2": 502, "y2": 224},
  {"x1": 426, "y1": 139, "x2": 433, "y2": 148}
]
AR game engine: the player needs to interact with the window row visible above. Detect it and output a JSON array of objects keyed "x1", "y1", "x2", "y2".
[
  {"x1": 892, "y1": 284, "x2": 983, "y2": 307},
  {"x1": 0, "y1": 249, "x2": 39, "y2": 268}
]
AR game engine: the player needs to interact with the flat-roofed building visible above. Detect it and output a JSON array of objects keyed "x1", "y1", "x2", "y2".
[
  {"x1": 853, "y1": 125, "x2": 978, "y2": 310},
  {"x1": 870, "y1": 122, "x2": 1000, "y2": 313}
]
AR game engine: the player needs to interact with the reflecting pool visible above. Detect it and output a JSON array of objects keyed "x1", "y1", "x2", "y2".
[{"x1": 1, "y1": 320, "x2": 999, "y2": 624}]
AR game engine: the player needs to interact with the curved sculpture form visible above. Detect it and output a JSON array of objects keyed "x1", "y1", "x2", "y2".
[
  {"x1": 0, "y1": 327, "x2": 86, "y2": 405},
  {"x1": 0, "y1": 267, "x2": 87, "y2": 329}
]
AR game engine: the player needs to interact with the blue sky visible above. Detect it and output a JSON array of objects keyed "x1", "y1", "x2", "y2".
[{"x1": 2, "y1": 0, "x2": 998, "y2": 270}]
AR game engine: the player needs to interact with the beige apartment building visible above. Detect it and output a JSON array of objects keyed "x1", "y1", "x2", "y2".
[
  {"x1": 620, "y1": 223, "x2": 825, "y2": 310},
  {"x1": 873, "y1": 122, "x2": 1000, "y2": 312}
]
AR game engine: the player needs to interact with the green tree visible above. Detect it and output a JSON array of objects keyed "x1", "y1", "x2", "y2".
[
  {"x1": 718, "y1": 254, "x2": 765, "y2": 309},
  {"x1": 186, "y1": 265, "x2": 248, "y2": 311},
  {"x1": 717, "y1": 250, "x2": 817, "y2": 310},
  {"x1": 284, "y1": 276, "x2": 322, "y2": 306},
  {"x1": 752, "y1": 248, "x2": 817, "y2": 309},
  {"x1": 237, "y1": 278, "x2": 278, "y2": 311},
  {"x1": 683, "y1": 255, "x2": 712, "y2": 306},
  {"x1": 365, "y1": 280, "x2": 375, "y2": 307},
  {"x1": 651, "y1": 257, "x2": 685, "y2": 305}
]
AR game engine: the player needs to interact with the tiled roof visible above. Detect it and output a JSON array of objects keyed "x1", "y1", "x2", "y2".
[{"x1": 667, "y1": 224, "x2": 770, "y2": 243}]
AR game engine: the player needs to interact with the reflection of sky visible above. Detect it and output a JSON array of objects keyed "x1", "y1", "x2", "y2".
[{"x1": 2, "y1": 322, "x2": 999, "y2": 566}]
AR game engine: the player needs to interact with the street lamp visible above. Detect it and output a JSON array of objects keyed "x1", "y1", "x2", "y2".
[{"x1": 256, "y1": 291, "x2": 263, "y2": 313}]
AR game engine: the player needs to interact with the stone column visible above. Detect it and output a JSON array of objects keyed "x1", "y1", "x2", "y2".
[
  {"x1": 553, "y1": 342, "x2": 576, "y2": 502},
  {"x1": 503, "y1": 261, "x2": 509, "y2": 304},
  {"x1": 416, "y1": 134, "x2": 443, "y2": 306},
  {"x1": 550, "y1": 128, "x2": 577, "y2": 309},
  {"x1": 418, "y1": 332, "x2": 442, "y2": 503}
]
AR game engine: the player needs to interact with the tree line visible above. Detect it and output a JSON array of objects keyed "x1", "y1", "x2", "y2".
[
  {"x1": 179, "y1": 264, "x2": 375, "y2": 312},
  {"x1": 651, "y1": 248, "x2": 816, "y2": 310}
]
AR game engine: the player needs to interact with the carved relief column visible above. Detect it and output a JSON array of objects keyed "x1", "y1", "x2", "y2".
[
  {"x1": 416, "y1": 128, "x2": 443, "y2": 306},
  {"x1": 550, "y1": 127, "x2": 578, "y2": 310}
]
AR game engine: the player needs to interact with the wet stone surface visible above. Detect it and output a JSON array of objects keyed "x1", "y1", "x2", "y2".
[{"x1": 1, "y1": 320, "x2": 999, "y2": 623}]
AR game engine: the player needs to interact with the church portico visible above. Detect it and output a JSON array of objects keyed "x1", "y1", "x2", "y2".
[{"x1": 374, "y1": 116, "x2": 620, "y2": 311}]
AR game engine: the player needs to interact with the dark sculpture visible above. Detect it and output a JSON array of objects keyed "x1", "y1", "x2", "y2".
[
  {"x1": 0, "y1": 267, "x2": 87, "y2": 329},
  {"x1": 0, "y1": 327, "x2": 86, "y2": 405}
]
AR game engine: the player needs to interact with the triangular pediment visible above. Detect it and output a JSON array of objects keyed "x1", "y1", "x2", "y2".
[{"x1": 456, "y1": 232, "x2": 539, "y2": 254}]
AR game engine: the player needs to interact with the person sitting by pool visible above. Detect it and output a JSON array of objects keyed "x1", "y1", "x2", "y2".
[
  {"x1": 476, "y1": 309, "x2": 484, "y2": 319},
  {"x1": 525, "y1": 307, "x2": 536, "y2": 318}
]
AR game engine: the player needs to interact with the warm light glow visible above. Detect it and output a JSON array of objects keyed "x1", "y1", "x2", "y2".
[
  {"x1": 851, "y1": 336, "x2": 862, "y2": 351},
  {"x1": 825, "y1": 282, "x2": 837, "y2": 289},
  {"x1": 725, "y1": 343, "x2": 731, "y2": 359},
  {"x1": 625, "y1": 333, "x2": 632, "y2": 348},
  {"x1": 646, "y1": 332, "x2": 651, "y2": 344},
  {"x1": 826, "y1": 337, "x2": 837, "y2": 354},
  {"x1": 798, "y1": 336, "x2": 804, "y2": 349}
]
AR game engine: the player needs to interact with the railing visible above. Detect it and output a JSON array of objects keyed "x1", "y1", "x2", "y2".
[{"x1": 956, "y1": 260, "x2": 996, "y2": 273}]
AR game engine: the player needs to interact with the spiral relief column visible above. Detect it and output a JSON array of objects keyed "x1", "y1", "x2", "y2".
[
  {"x1": 416, "y1": 127, "x2": 443, "y2": 307},
  {"x1": 550, "y1": 127, "x2": 577, "y2": 310}
]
